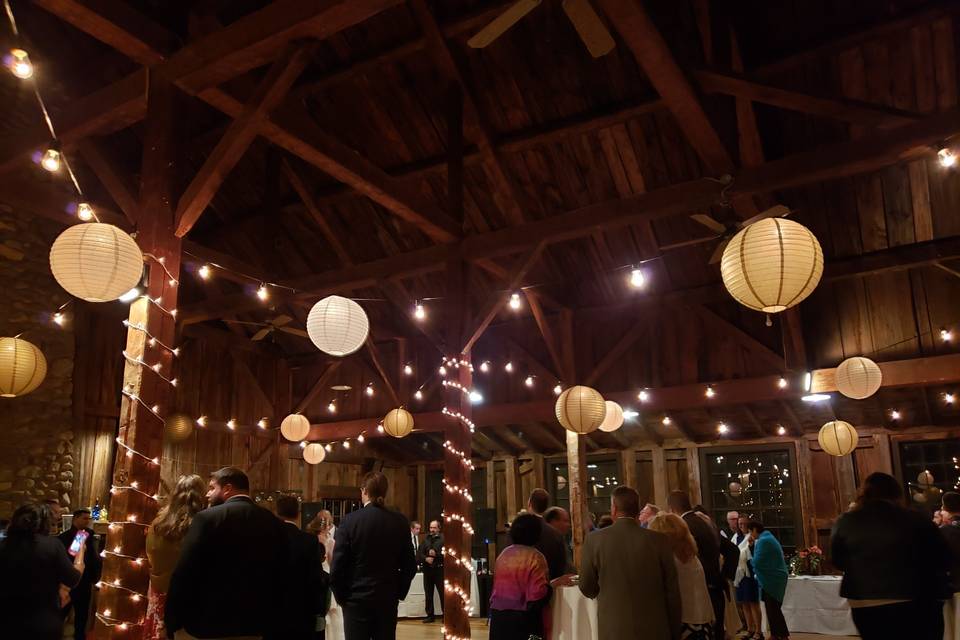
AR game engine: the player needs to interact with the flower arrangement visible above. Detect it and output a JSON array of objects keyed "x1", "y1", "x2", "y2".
[{"x1": 788, "y1": 546, "x2": 824, "y2": 575}]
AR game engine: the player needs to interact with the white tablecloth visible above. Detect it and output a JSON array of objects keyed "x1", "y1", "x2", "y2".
[
  {"x1": 397, "y1": 571, "x2": 481, "y2": 618},
  {"x1": 762, "y1": 575, "x2": 858, "y2": 636},
  {"x1": 550, "y1": 585, "x2": 598, "y2": 640}
]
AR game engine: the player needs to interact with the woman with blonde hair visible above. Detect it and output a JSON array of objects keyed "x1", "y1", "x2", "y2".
[
  {"x1": 143, "y1": 474, "x2": 205, "y2": 640},
  {"x1": 649, "y1": 512, "x2": 715, "y2": 639}
]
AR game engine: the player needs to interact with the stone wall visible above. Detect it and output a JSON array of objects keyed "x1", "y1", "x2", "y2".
[{"x1": 0, "y1": 205, "x2": 75, "y2": 518}]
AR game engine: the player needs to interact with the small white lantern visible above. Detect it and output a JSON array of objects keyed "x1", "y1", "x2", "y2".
[
  {"x1": 280, "y1": 413, "x2": 311, "y2": 442},
  {"x1": 555, "y1": 385, "x2": 606, "y2": 434},
  {"x1": 303, "y1": 443, "x2": 326, "y2": 464},
  {"x1": 0, "y1": 337, "x2": 47, "y2": 397},
  {"x1": 720, "y1": 217, "x2": 823, "y2": 313},
  {"x1": 598, "y1": 400, "x2": 624, "y2": 432},
  {"x1": 383, "y1": 408, "x2": 414, "y2": 438},
  {"x1": 835, "y1": 356, "x2": 882, "y2": 400},
  {"x1": 818, "y1": 420, "x2": 859, "y2": 456},
  {"x1": 306, "y1": 295, "x2": 369, "y2": 357},
  {"x1": 49, "y1": 223, "x2": 144, "y2": 302}
]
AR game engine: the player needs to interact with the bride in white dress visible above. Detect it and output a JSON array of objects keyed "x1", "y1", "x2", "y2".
[{"x1": 315, "y1": 511, "x2": 344, "y2": 640}]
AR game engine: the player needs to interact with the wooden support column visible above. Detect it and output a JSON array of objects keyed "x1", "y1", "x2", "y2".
[
  {"x1": 651, "y1": 446, "x2": 668, "y2": 508},
  {"x1": 685, "y1": 446, "x2": 702, "y2": 505},
  {"x1": 99, "y1": 74, "x2": 180, "y2": 637},
  {"x1": 621, "y1": 447, "x2": 638, "y2": 490},
  {"x1": 566, "y1": 430, "x2": 588, "y2": 569},
  {"x1": 504, "y1": 456, "x2": 519, "y2": 517}
]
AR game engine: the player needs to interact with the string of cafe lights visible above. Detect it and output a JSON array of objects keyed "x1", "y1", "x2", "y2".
[{"x1": 441, "y1": 478, "x2": 473, "y2": 502}]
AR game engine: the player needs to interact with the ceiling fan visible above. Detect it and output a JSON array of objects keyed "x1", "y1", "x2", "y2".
[
  {"x1": 468, "y1": 0, "x2": 615, "y2": 58},
  {"x1": 224, "y1": 315, "x2": 309, "y2": 341},
  {"x1": 686, "y1": 204, "x2": 793, "y2": 264}
]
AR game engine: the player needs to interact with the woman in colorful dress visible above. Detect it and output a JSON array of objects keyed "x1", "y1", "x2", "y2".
[{"x1": 489, "y1": 513, "x2": 551, "y2": 640}]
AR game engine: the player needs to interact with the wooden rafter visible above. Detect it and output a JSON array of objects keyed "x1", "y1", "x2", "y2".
[
  {"x1": 77, "y1": 141, "x2": 138, "y2": 226},
  {"x1": 281, "y1": 158, "x2": 354, "y2": 265},
  {"x1": 294, "y1": 361, "x2": 341, "y2": 414},
  {"x1": 686, "y1": 304, "x2": 785, "y2": 371},
  {"x1": 364, "y1": 335, "x2": 401, "y2": 407},
  {"x1": 584, "y1": 318, "x2": 650, "y2": 386},
  {"x1": 523, "y1": 289, "x2": 567, "y2": 381}
]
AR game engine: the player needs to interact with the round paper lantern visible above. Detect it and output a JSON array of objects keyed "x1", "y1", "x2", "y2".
[
  {"x1": 720, "y1": 217, "x2": 824, "y2": 313},
  {"x1": 303, "y1": 443, "x2": 326, "y2": 464},
  {"x1": 918, "y1": 470, "x2": 935, "y2": 487},
  {"x1": 49, "y1": 223, "x2": 143, "y2": 302},
  {"x1": 164, "y1": 413, "x2": 194, "y2": 443},
  {"x1": 555, "y1": 385, "x2": 606, "y2": 434},
  {"x1": 280, "y1": 413, "x2": 310, "y2": 442},
  {"x1": 0, "y1": 337, "x2": 47, "y2": 397},
  {"x1": 306, "y1": 295, "x2": 369, "y2": 357},
  {"x1": 835, "y1": 356, "x2": 882, "y2": 400},
  {"x1": 383, "y1": 408, "x2": 414, "y2": 438},
  {"x1": 818, "y1": 420, "x2": 859, "y2": 456},
  {"x1": 598, "y1": 401, "x2": 624, "y2": 432},
  {"x1": 728, "y1": 481, "x2": 743, "y2": 497}
]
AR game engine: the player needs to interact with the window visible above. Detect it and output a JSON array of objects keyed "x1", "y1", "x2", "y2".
[
  {"x1": 548, "y1": 456, "x2": 622, "y2": 519},
  {"x1": 897, "y1": 439, "x2": 960, "y2": 510},
  {"x1": 700, "y1": 445, "x2": 800, "y2": 552}
]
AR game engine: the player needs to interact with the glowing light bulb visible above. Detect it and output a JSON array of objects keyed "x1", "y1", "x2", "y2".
[
  {"x1": 52, "y1": 312, "x2": 65, "y2": 326},
  {"x1": 504, "y1": 361, "x2": 513, "y2": 373},
  {"x1": 638, "y1": 389, "x2": 649, "y2": 402},
  {"x1": 299, "y1": 441, "x2": 307, "y2": 449},
  {"x1": 227, "y1": 419, "x2": 237, "y2": 430},
  {"x1": 131, "y1": 481, "x2": 138, "y2": 489},
  {"x1": 553, "y1": 383, "x2": 562, "y2": 395},
  {"x1": 77, "y1": 202, "x2": 95, "y2": 221},
  {"x1": 414, "y1": 302, "x2": 425, "y2": 320},
  {"x1": 777, "y1": 425, "x2": 787, "y2": 436},
  {"x1": 324, "y1": 443, "x2": 333, "y2": 452},
  {"x1": 131, "y1": 594, "x2": 141, "y2": 602},
  {"x1": 151, "y1": 404, "x2": 160, "y2": 413},
  {"x1": 439, "y1": 365, "x2": 447, "y2": 376},
  {"x1": 256, "y1": 284, "x2": 269, "y2": 301},
  {"x1": 327, "y1": 401, "x2": 337, "y2": 414},
  {"x1": 196, "y1": 416, "x2": 207, "y2": 427},
  {"x1": 198, "y1": 264, "x2": 211, "y2": 280},
  {"x1": 357, "y1": 434, "x2": 365, "y2": 443},
  {"x1": 7, "y1": 48, "x2": 33, "y2": 79},
  {"x1": 629, "y1": 268, "x2": 645, "y2": 288},
  {"x1": 890, "y1": 409, "x2": 901, "y2": 421},
  {"x1": 103, "y1": 608, "x2": 112, "y2": 617},
  {"x1": 41, "y1": 144, "x2": 61, "y2": 172},
  {"x1": 662, "y1": 416, "x2": 672, "y2": 426},
  {"x1": 717, "y1": 422, "x2": 729, "y2": 434},
  {"x1": 479, "y1": 361, "x2": 490, "y2": 373},
  {"x1": 414, "y1": 390, "x2": 423, "y2": 400},
  {"x1": 946, "y1": 393, "x2": 956, "y2": 405},
  {"x1": 257, "y1": 418, "x2": 267, "y2": 429},
  {"x1": 404, "y1": 364, "x2": 413, "y2": 376},
  {"x1": 778, "y1": 377, "x2": 788, "y2": 389},
  {"x1": 343, "y1": 440, "x2": 351, "y2": 450},
  {"x1": 509, "y1": 293, "x2": 521, "y2": 310},
  {"x1": 377, "y1": 424, "x2": 385, "y2": 433},
  {"x1": 151, "y1": 363, "x2": 161, "y2": 372},
  {"x1": 939, "y1": 147, "x2": 957, "y2": 168},
  {"x1": 941, "y1": 328, "x2": 953, "y2": 342},
  {"x1": 469, "y1": 390, "x2": 483, "y2": 403},
  {"x1": 705, "y1": 386, "x2": 715, "y2": 398},
  {"x1": 524, "y1": 375, "x2": 534, "y2": 387},
  {"x1": 365, "y1": 385, "x2": 374, "y2": 397},
  {"x1": 118, "y1": 287, "x2": 141, "y2": 303}
]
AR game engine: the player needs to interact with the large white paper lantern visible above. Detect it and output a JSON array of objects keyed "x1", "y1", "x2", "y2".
[
  {"x1": 383, "y1": 408, "x2": 414, "y2": 438},
  {"x1": 818, "y1": 420, "x2": 859, "y2": 456},
  {"x1": 598, "y1": 400, "x2": 624, "y2": 432},
  {"x1": 0, "y1": 337, "x2": 47, "y2": 397},
  {"x1": 280, "y1": 413, "x2": 310, "y2": 441},
  {"x1": 555, "y1": 385, "x2": 606, "y2": 434},
  {"x1": 303, "y1": 443, "x2": 326, "y2": 464},
  {"x1": 164, "y1": 413, "x2": 194, "y2": 443},
  {"x1": 835, "y1": 356, "x2": 882, "y2": 400},
  {"x1": 49, "y1": 223, "x2": 143, "y2": 302},
  {"x1": 720, "y1": 218, "x2": 823, "y2": 313},
  {"x1": 306, "y1": 295, "x2": 369, "y2": 357}
]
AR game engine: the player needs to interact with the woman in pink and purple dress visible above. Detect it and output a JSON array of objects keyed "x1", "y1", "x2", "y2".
[{"x1": 489, "y1": 513, "x2": 551, "y2": 640}]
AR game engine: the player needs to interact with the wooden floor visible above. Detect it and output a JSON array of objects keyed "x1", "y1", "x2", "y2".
[{"x1": 395, "y1": 620, "x2": 857, "y2": 639}]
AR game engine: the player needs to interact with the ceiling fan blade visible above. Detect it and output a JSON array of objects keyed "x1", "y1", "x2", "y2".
[
  {"x1": 251, "y1": 328, "x2": 271, "y2": 341},
  {"x1": 271, "y1": 314, "x2": 293, "y2": 327},
  {"x1": 278, "y1": 327, "x2": 309, "y2": 338},
  {"x1": 709, "y1": 237, "x2": 732, "y2": 264},
  {"x1": 223, "y1": 319, "x2": 266, "y2": 327},
  {"x1": 690, "y1": 213, "x2": 727, "y2": 234},
  {"x1": 562, "y1": 0, "x2": 615, "y2": 58},
  {"x1": 739, "y1": 204, "x2": 792, "y2": 228},
  {"x1": 467, "y1": 0, "x2": 541, "y2": 48}
]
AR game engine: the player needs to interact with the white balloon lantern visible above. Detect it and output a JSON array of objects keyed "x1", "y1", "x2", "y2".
[
  {"x1": 383, "y1": 408, "x2": 414, "y2": 438},
  {"x1": 306, "y1": 295, "x2": 369, "y2": 357},
  {"x1": 598, "y1": 400, "x2": 624, "y2": 432},
  {"x1": 280, "y1": 413, "x2": 311, "y2": 442},
  {"x1": 818, "y1": 420, "x2": 859, "y2": 456},
  {"x1": 303, "y1": 443, "x2": 326, "y2": 464},
  {"x1": 0, "y1": 336, "x2": 47, "y2": 397},
  {"x1": 49, "y1": 223, "x2": 144, "y2": 302},
  {"x1": 720, "y1": 217, "x2": 823, "y2": 313},
  {"x1": 555, "y1": 385, "x2": 606, "y2": 434},
  {"x1": 835, "y1": 356, "x2": 882, "y2": 400}
]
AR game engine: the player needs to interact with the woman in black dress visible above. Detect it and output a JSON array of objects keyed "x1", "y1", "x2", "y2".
[{"x1": 0, "y1": 503, "x2": 85, "y2": 639}]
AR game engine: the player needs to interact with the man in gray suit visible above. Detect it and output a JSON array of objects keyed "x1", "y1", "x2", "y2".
[{"x1": 579, "y1": 486, "x2": 681, "y2": 640}]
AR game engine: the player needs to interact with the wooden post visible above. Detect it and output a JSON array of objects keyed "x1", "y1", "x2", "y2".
[
  {"x1": 685, "y1": 446, "x2": 702, "y2": 505},
  {"x1": 621, "y1": 447, "x2": 637, "y2": 490},
  {"x1": 566, "y1": 430, "x2": 588, "y2": 569},
  {"x1": 651, "y1": 446, "x2": 668, "y2": 507},
  {"x1": 99, "y1": 74, "x2": 180, "y2": 637},
  {"x1": 504, "y1": 456, "x2": 519, "y2": 517}
]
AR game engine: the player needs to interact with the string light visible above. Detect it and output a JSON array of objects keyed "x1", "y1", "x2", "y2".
[
  {"x1": 97, "y1": 579, "x2": 147, "y2": 601},
  {"x1": 777, "y1": 425, "x2": 787, "y2": 436},
  {"x1": 41, "y1": 142, "x2": 61, "y2": 172},
  {"x1": 227, "y1": 418, "x2": 237, "y2": 430},
  {"x1": 256, "y1": 283, "x2": 269, "y2": 301},
  {"x1": 623, "y1": 409, "x2": 639, "y2": 419},
  {"x1": 6, "y1": 48, "x2": 33, "y2": 79},
  {"x1": 778, "y1": 377, "x2": 788, "y2": 389},
  {"x1": 122, "y1": 320, "x2": 179, "y2": 355},
  {"x1": 553, "y1": 383, "x2": 562, "y2": 395},
  {"x1": 144, "y1": 295, "x2": 177, "y2": 317},
  {"x1": 414, "y1": 301, "x2": 425, "y2": 320},
  {"x1": 114, "y1": 437, "x2": 159, "y2": 465},
  {"x1": 629, "y1": 268, "x2": 645, "y2": 288},
  {"x1": 946, "y1": 393, "x2": 955, "y2": 405},
  {"x1": 110, "y1": 484, "x2": 159, "y2": 502},
  {"x1": 662, "y1": 416, "x2": 672, "y2": 426},
  {"x1": 198, "y1": 264, "x2": 212, "y2": 280},
  {"x1": 196, "y1": 416, "x2": 207, "y2": 427},
  {"x1": 442, "y1": 479, "x2": 473, "y2": 502},
  {"x1": 404, "y1": 364, "x2": 413, "y2": 375},
  {"x1": 439, "y1": 365, "x2": 447, "y2": 376},
  {"x1": 100, "y1": 547, "x2": 147, "y2": 565},
  {"x1": 52, "y1": 311, "x2": 65, "y2": 326},
  {"x1": 705, "y1": 385, "x2": 716, "y2": 399},
  {"x1": 942, "y1": 328, "x2": 953, "y2": 342},
  {"x1": 95, "y1": 611, "x2": 142, "y2": 631},
  {"x1": 257, "y1": 418, "x2": 268, "y2": 429},
  {"x1": 121, "y1": 351, "x2": 177, "y2": 386},
  {"x1": 524, "y1": 375, "x2": 535, "y2": 387},
  {"x1": 509, "y1": 292, "x2": 521, "y2": 310},
  {"x1": 504, "y1": 361, "x2": 513, "y2": 373},
  {"x1": 414, "y1": 389, "x2": 423, "y2": 401},
  {"x1": 324, "y1": 443, "x2": 333, "y2": 452},
  {"x1": 638, "y1": 389, "x2": 650, "y2": 402},
  {"x1": 443, "y1": 440, "x2": 474, "y2": 470},
  {"x1": 343, "y1": 440, "x2": 351, "y2": 450},
  {"x1": 365, "y1": 384, "x2": 374, "y2": 397},
  {"x1": 120, "y1": 389, "x2": 164, "y2": 424},
  {"x1": 442, "y1": 407, "x2": 475, "y2": 432},
  {"x1": 479, "y1": 361, "x2": 490, "y2": 373},
  {"x1": 357, "y1": 434, "x2": 365, "y2": 443},
  {"x1": 327, "y1": 401, "x2": 337, "y2": 414},
  {"x1": 443, "y1": 512, "x2": 474, "y2": 535},
  {"x1": 717, "y1": 422, "x2": 729, "y2": 434},
  {"x1": 890, "y1": 409, "x2": 901, "y2": 421},
  {"x1": 76, "y1": 202, "x2": 95, "y2": 221},
  {"x1": 939, "y1": 147, "x2": 957, "y2": 168}
]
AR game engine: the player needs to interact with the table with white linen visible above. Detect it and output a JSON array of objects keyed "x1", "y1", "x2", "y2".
[
  {"x1": 398, "y1": 570, "x2": 481, "y2": 618},
  {"x1": 762, "y1": 575, "x2": 858, "y2": 636},
  {"x1": 550, "y1": 585, "x2": 598, "y2": 640}
]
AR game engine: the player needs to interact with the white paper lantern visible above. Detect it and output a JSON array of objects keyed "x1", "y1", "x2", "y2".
[
  {"x1": 306, "y1": 295, "x2": 369, "y2": 357},
  {"x1": 720, "y1": 217, "x2": 823, "y2": 313},
  {"x1": 555, "y1": 385, "x2": 606, "y2": 434},
  {"x1": 0, "y1": 337, "x2": 47, "y2": 397},
  {"x1": 835, "y1": 356, "x2": 882, "y2": 400},
  {"x1": 49, "y1": 223, "x2": 144, "y2": 302},
  {"x1": 280, "y1": 413, "x2": 310, "y2": 441},
  {"x1": 303, "y1": 443, "x2": 326, "y2": 464},
  {"x1": 598, "y1": 400, "x2": 624, "y2": 432},
  {"x1": 918, "y1": 470, "x2": 935, "y2": 487},
  {"x1": 383, "y1": 408, "x2": 414, "y2": 438},
  {"x1": 164, "y1": 413, "x2": 194, "y2": 443},
  {"x1": 728, "y1": 481, "x2": 743, "y2": 497},
  {"x1": 818, "y1": 420, "x2": 859, "y2": 456}
]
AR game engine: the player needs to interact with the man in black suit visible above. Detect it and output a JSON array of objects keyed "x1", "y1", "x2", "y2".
[
  {"x1": 669, "y1": 491, "x2": 724, "y2": 639},
  {"x1": 331, "y1": 471, "x2": 417, "y2": 640},
  {"x1": 266, "y1": 494, "x2": 327, "y2": 640},
  {"x1": 418, "y1": 520, "x2": 443, "y2": 624},
  {"x1": 409, "y1": 521, "x2": 421, "y2": 561},
  {"x1": 527, "y1": 489, "x2": 575, "y2": 584},
  {"x1": 166, "y1": 466, "x2": 287, "y2": 639},
  {"x1": 58, "y1": 508, "x2": 102, "y2": 640}
]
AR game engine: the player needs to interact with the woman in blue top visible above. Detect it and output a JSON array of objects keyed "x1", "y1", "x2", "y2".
[{"x1": 748, "y1": 521, "x2": 789, "y2": 640}]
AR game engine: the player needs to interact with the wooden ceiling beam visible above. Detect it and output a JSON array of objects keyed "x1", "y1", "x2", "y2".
[
  {"x1": 76, "y1": 140, "x2": 139, "y2": 226},
  {"x1": 584, "y1": 317, "x2": 649, "y2": 386},
  {"x1": 294, "y1": 361, "x2": 341, "y2": 414},
  {"x1": 524, "y1": 290, "x2": 567, "y2": 382},
  {"x1": 502, "y1": 337, "x2": 561, "y2": 386},
  {"x1": 281, "y1": 158, "x2": 354, "y2": 265},
  {"x1": 364, "y1": 335, "x2": 401, "y2": 407},
  {"x1": 778, "y1": 400, "x2": 805, "y2": 437},
  {"x1": 685, "y1": 304, "x2": 785, "y2": 372}
]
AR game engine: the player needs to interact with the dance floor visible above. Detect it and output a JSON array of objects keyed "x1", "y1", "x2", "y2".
[{"x1": 395, "y1": 620, "x2": 856, "y2": 639}]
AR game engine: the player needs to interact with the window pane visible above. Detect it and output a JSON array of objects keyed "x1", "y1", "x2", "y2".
[{"x1": 898, "y1": 439, "x2": 960, "y2": 512}]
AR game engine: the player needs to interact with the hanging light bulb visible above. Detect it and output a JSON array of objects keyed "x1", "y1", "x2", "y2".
[
  {"x1": 662, "y1": 416, "x2": 672, "y2": 426},
  {"x1": 469, "y1": 390, "x2": 483, "y2": 404},
  {"x1": 357, "y1": 434, "x2": 365, "y2": 443},
  {"x1": 324, "y1": 443, "x2": 332, "y2": 452},
  {"x1": 257, "y1": 418, "x2": 267, "y2": 429},
  {"x1": 41, "y1": 142, "x2": 61, "y2": 172},
  {"x1": 480, "y1": 361, "x2": 490, "y2": 373},
  {"x1": 196, "y1": 416, "x2": 207, "y2": 427},
  {"x1": 945, "y1": 393, "x2": 956, "y2": 405},
  {"x1": 403, "y1": 364, "x2": 413, "y2": 376},
  {"x1": 76, "y1": 202, "x2": 95, "y2": 221},
  {"x1": 939, "y1": 147, "x2": 957, "y2": 168},
  {"x1": 553, "y1": 383, "x2": 562, "y2": 396},
  {"x1": 524, "y1": 375, "x2": 535, "y2": 387},
  {"x1": 504, "y1": 361, "x2": 513, "y2": 373},
  {"x1": 343, "y1": 440, "x2": 351, "y2": 450},
  {"x1": 198, "y1": 264, "x2": 211, "y2": 280},
  {"x1": 509, "y1": 293, "x2": 521, "y2": 310},
  {"x1": 6, "y1": 48, "x2": 33, "y2": 79},
  {"x1": 414, "y1": 389, "x2": 423, "y2": 400},
  {"x1": 414, "y1": 302, "x2": 426, "y2": 320},
  {"x1": 705, "y1": 385, "x2": 716, "y2": 399},
  {"x1": 629, "y1": 268, "x2": 645, "y2": 288},
  {"x1": 438, "y1": 365, "x2": 447, "y2": 376},
  {"x1": 227, "y1": 419, "x2": 237, "y2": 430},
  {"x1": 638, "y1": 389, "x2": 650, "y2": 403},
  {"x1": 327, "y1": 401, "x2": 337, "y2": 414},
  {"x1": 299, "y1": 441, "x2": 307, "y2": 449},
  {"x1": 941, "y1": 328, "x2": 953, "y2": 342},
  {"x1": 52, "y1": 312, "x2": 65, "y2": 326},
  {"x1": 365, "y1": 384, "x2": 374, "y2": 397},
  {"x1": 256, "y1": 283, "x2": 269, "y2": 301},
  {"x1": 777, "y1": 425, "x2": 787, "y2": 436},
  {"x1": 777, "y1": 377, "x2": 788, "y2": 389},
  {"x1": 717, "y1": 422, "x2": 729, "y2": 434},
  {"x1": 890, "y1": 409, "x2": 901, "y2": 421},
  {"x1": 118, "y1": 287, "x2": 141, "y2": 303}
]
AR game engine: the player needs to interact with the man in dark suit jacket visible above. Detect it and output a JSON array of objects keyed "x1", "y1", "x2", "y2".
[
  {"x1": 166, "y1": 466, "x2": 287, "y2": 639},
  {"x1": 331, "y1": 471, "x2": 417, "y2": 640},
  {"x1": 266, "y1": 495, "x2": 326, "y2": 640},
  {"x1": 58, "y1": 508, "x2": 102, "y2": 640},
  {"x1": 527, "y1": 489, "x2": 575, "y2": 584},
  {"x1": 417, "y1": 520, "x2": 444, "y2": 623},
  {"x1": 668, "y1": 491, "x2": 724, "y2": 638}
]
